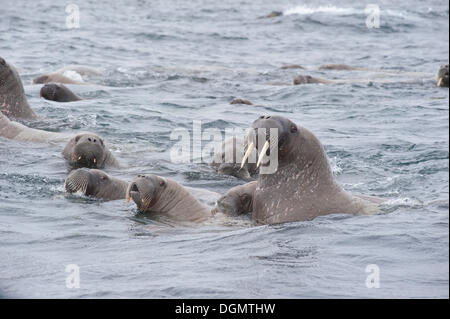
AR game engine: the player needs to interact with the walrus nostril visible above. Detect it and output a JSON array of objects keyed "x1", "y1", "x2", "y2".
[{"x1": 131, "y1": 183, "x2": 139, "y2": 193}]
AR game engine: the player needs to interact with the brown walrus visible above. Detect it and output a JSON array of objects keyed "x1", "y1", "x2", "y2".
[
  {"x1": 241, "y1": 115, "x2": 380, "y2": 224},
  {"x1": 319, "y1": 64, "x2": 368, "y2": 71},
  {"x1": 214, "y1": 181, "x2": 257, "y2": 216},
  {"x1": 0, "y1": 57, "x2": 37, "y2": 120},
  {"x1": 126, "y1": 174, "x2": 213, "y2": 223},
  {"x1": 436, "y1": 64, "x2": 449, "y2": 87},
  {"x1": 65, "y1": 168, "x2": 128, "y2": 200},
  {"x1": 230, "y1": 98, "x2": 253, "y2": 105},
  {"x1": 210, "y1": 136, "x2": 258, "y2": 179},
  {"x1": 40, "y1": 84, "x2": 83, "y2": 102},
  {"x1": 62, "y1": 133, "x2": 120, "y2": 169},
  {"x1": 293, "y1": 75, "x2": 331, "y2": 85}
]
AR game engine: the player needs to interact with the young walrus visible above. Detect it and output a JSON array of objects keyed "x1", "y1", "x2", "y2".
[
  {"x1": 65, "y1": 168, "x2": 128, "y2": 201},
  {"x1": 213, "y1": 182, "x2": 257, "y2": 216},
  {"x1": 126, "y1": 174, "x2": 213, "y2": 223}
]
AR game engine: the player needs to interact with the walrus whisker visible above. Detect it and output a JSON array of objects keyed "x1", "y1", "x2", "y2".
[
  {"x1": 241, "y1": 142, "x2": 254, "y2": 168},
  {"x1": 257, "y1": 141, "x2": 270, "y2": 168}
]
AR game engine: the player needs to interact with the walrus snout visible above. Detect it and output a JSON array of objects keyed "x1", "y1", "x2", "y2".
[
  {"x1": 40, "y1": 84, "x2": 58, "y2": 100},
  {"x1": 216, "y1": 195, "x2": 239, "y2": 216},
  {"x1": 65, "y1": 168, "x2": 90, "y2": 194},
  {"x1": 126, "y1": 175, "x2": 162, "y2": 211},
  {"x1": 242, "y1": 115, "x2": 297, "y2": 168},
  {"x1": 73, "y1": 135, "x2": 104, "y2": 168},
  {"x1": 218, "y1": 163, "x2": 251, "y2": 179}
]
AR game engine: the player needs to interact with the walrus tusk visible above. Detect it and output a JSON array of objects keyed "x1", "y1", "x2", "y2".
[
  {"x1": 241, "y1": 142, "x2": 255, "y2": 168},
  {"x1": 257, "y1": 141, "x2": 270, "y2": 168},
  {"x1": 78, "y1": 156, "x2": 82, "y2": 161},
  {"x1": 437, "y1": 78, "x2": 443, "y2": 87},
  {"x1": 93, "y1": 158, "x2": 97, "y2": 164}
]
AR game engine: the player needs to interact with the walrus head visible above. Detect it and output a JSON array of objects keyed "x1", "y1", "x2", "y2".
[
  {"x1": 214, "y1": 182, "x2": 256, "y2": 216},
  {"x1": 67, "y1": 133, "x2": 107, "y2": 169},
  {"x1": 436, "y1": 64, "x2": 449, "y2": 88},
  {"x1": 39, "y1": 83, "x2": 59, "y2": 101},
  {"x1": 211, "y1": 137, "x2": 257, "y2": 179},
  {"x1": 126, "y1": 174, "x2": 168, "y2": 212},
  {"x1": 40, "y1": 83, "x2": 81, "y2": 102},
  {"x1": 65, "y1": 168, "x2": 127, "y2": 200},
  {"x1": 293, "y1": 75, "x2": 315, "y2": 85},
  {"x1": 242, "y1": 115, "x2": 301, "y2": 170},
  {"x1": 33, "y1": 75, "x2": 50, "y2": 84}
]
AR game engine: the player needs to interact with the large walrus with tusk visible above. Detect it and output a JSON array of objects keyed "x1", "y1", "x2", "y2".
[
  {"x1": 126, "y1": 174, "x2": 214, "y2": 223},
  {"x1": 241, "y1": 115, "x2": 382, "y2": 224},
  {"x1": 65, "y1": 168, "x2": 128, "y2": 200}
]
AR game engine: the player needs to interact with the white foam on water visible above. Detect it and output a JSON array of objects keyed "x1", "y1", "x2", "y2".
[
  {"x1": 284, "y1": 5, "x2": 412, "y2": 19},
  {"x1": 62, "y1": 70, "x2": 84, "y2": 83},
  {"x1": 284, "y1": 5, "x2": 359, "y2": 16}
]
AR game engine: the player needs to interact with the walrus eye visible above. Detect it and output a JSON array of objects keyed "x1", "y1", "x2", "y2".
[
  {"x1": 100, "y1": 175, "x2": 106, "y2": 181},
  {"x1": 290, "y1": 124, "x2": 297, "y2": 133},
  {"x1": 159, "y1": 180, "x2": 166, "y2": 187},
  {"x1": 75, "y1": 135, "x2": 81, "y2": 143},
  {"x1": 240, "y1": 194, "x2": 248, "y2": 203}
]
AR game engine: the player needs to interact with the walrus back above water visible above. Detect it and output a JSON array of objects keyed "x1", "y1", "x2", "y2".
[{"x1": 0, "y1": 57, "x2": 37, "y2": 120}]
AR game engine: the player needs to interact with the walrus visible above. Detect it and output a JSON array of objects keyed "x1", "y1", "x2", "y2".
[
  {"x1": 281, "y1": 64, "x2": 304, "y2": 70},
  {"x1": 65, "y1": 168, "x2": 128, "y2": 200},
  {"x1": 241, "y1": 115, "x2": 380, "y2": 224},
  {"x1": 1, "y1": 112, "x2": 118, "y2": 168},
  {"x1": 62, "y1": 133, "x2": 120, "y2": 169},
  {"x1": 436, "y1": 64, "x2": 449, "y2": 87},
  {"x1": 40, "y1": 84, "x2": 83, "y2": 102},
  {"x1": 213, "y1": 181, "x2": 257, "y2": 216},
  {"x1": 293, "y1": 75, "x2": 331, "y2": 85},
  {"x1": 262, "y1": 11, "x2": 283, "y2": 18},
  {"x1": 33, "y1": 65, "x2": 100, "y2": 85},
  {"x1": 0, "y1": 57, "x2": 37, "y2": 120},
  {"x1": 319, "y1": 64, "x2": 367, "y2": 71},
  {"x1": 211, "y1": 136, "x2": 258, "y2": 179},
  {"x1": 0, "y1": 111, "x2": 71, "y2": 143},
  {"x1": 126, "y1": 174, "x2": 213, "y2": 222},
  {"x1": 230, "y1": 98, "x2": 253, "y2": 105}
]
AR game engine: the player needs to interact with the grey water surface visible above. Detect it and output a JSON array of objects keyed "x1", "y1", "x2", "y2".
[{"x1": 0, "y1": 0, "x2": 448, "y2": 298}]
